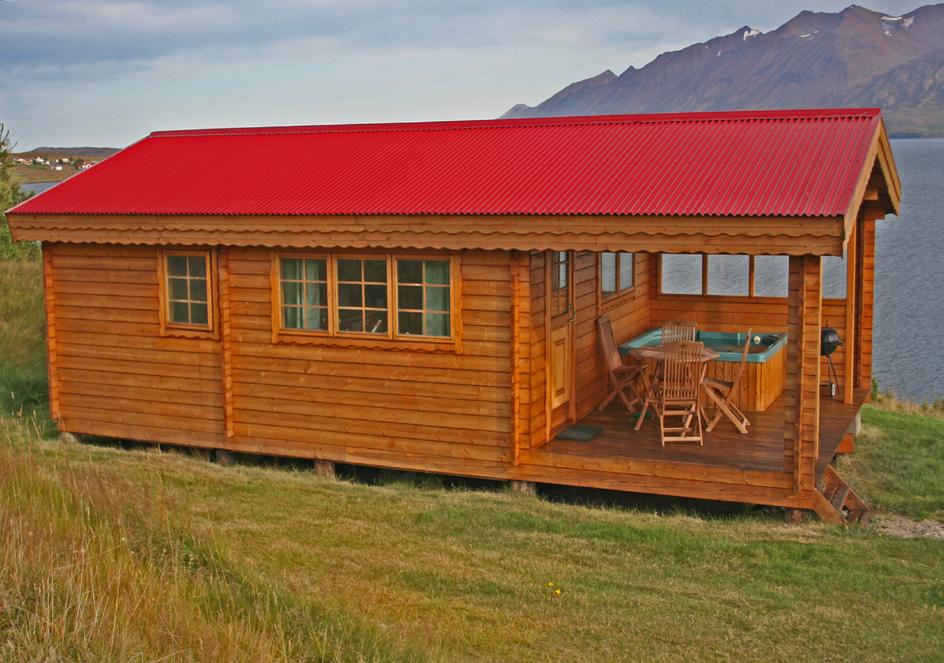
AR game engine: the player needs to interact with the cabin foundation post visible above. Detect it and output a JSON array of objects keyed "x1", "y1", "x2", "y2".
[
  {"x1": 785, "y1": 508, "x2": 805, "y2": 524},
  {"x1": 510, "y1": 480, "x2": 537, "y2": 495},
  {"x1": 313, "y1": 459, "x2": 337, "y2": 479},
  {"x1": 214, "y1": 449, "x2": 236, "y2": 466}
]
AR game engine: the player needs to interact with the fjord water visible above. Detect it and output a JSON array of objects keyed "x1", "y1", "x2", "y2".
[
  {"x1": 873, "y1": 139, "x2": 943, "y2": 402},
  {"x1": 18, "y1": 140, "x2": 943, "y2": 400}
]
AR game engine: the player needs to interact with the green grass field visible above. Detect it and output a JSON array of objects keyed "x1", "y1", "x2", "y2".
[{"x1": 1, "y1": 259, "x2": 942, "y2": 661}]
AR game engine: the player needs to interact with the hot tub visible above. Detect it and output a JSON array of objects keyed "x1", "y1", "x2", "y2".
[{"x1": 620, "y1": 329, "x2": 788, "y2": 412}]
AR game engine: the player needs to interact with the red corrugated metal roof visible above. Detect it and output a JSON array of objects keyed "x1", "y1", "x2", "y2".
[{"x1": 9, "y1": 108, "x2": 883, "y2": 218}]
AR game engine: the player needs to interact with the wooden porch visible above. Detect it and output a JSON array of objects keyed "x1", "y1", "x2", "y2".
[{"x1": 520, "y1": 389, "x2": 868, "y2": 501}]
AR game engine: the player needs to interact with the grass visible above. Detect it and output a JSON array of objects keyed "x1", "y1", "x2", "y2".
[
  {"x1": 841, "y1": 408, "x2": 944, "y2": 522},
  {"x1": 0, "y1": 261, "x2": 51, "y2": 428},
  {"x1": 1, "y1": 257, "x2": 943, "y2": 660},
  {"x1": 13, "y1": 163, "x2": 77, "y2": 183}
]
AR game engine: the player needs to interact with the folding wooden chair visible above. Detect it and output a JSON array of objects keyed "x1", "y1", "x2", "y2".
[
  {"x1": 655, "y1": 341, "x2": 704, "y2": 446},
  {"x1": 703, "y1": 329, "x2": 752, "y2": 434},
  {"x1": 661, "y1": 320, "x2": 697, "y2": 345},
  {"x1": 596, "y1": 316, "x2": 644, "y2": 413}
]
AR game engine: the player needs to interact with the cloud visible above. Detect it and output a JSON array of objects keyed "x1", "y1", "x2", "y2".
[{"x1": 0, "y1": 0, "x2": 926, "y2": 147}]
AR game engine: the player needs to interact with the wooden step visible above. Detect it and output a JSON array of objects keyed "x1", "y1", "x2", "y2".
[{"x1": 814, "y1": 466, "x2": 873, "y2": 525}]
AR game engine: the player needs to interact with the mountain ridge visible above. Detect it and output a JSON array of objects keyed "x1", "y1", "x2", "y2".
[{"x1": 503, "y1": 3, "x2": 944, "y2": 137}]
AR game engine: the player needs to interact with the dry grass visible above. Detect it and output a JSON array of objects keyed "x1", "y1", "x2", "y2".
[
  {"x1": 870, "y1": 389, "x2": 944, "y2": 419},
  {"x1": 1, "y1": 416, "x2": 942, "y2": 661},
  {"x1": 0, "y1": 416, "x2": 422, "y2": 662}
]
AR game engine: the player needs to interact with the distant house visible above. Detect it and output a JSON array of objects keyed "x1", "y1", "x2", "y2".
[{"x1": 5, "y1": 109, "x2": 901, "y2": 523}]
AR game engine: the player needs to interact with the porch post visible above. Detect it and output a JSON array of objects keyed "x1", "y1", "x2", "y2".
[
  {"x1": 783, "y1": 255, "x2": 822, "y2": 495},
  {"x1": 854, "y1": 212, "x2": 879, "y2": 390}
]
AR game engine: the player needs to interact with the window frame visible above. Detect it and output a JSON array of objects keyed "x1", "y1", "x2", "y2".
[
  {"x1": 273, "y1": 252, "x2": 334, "y2": 338},
  {"x1": 599, "y1": 251, "x2": 636, "y2": 308},
  {"x1": 270, "y1": 251, "x2": 461, "y2": 351},
  {"x1": 158, "y1": 248, "x2": 218, "y2": 339},
  {"x1": 333, "y1": 254, "x2": 393, "y2": 339},
  {"x1": 550, "y1": 251, "x2": 571, "y2": 320},
  {"x1": 392, "y1": 255, "x2": 457, "y2": 342}
]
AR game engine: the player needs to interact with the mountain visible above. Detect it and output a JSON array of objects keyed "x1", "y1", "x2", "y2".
[{"x1": 503, "y1": 4, "x2": 944, "y2": 137}]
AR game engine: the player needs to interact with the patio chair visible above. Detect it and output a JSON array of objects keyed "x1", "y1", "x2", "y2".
[
  {"x1": 703, "y1": 330, "x2": 752, "y2": 434},
  {"x1": 655, "y1": 341, "x2": 705, "y2": 446},
  {"x1": 596, "y1": 316, "x2": 644, "y2": 413},
  {"x1": 662, "y1": 320, "x2": 697, "y2": 345}
]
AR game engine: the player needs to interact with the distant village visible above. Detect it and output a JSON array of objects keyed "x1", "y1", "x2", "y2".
[{"x1": 14, "y1": 155, "x2": 98, "y2": 172}]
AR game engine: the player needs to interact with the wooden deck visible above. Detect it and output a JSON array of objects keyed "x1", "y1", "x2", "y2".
[{"x1": 533, "y1": 388, "x2": 868, "y2": 481}]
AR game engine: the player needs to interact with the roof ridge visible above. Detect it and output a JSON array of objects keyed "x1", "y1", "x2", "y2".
[{"x1": 148, "y1": 108, "x2": 881, "y2": 139}]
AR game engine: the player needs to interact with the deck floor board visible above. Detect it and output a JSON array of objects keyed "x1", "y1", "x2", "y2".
[{"x1": 535, "y1": 389, "x2": 868, "y2": 479}]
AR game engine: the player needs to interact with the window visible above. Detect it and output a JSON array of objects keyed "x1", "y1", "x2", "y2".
[
  {"x1": 337, "y1": 258, "x2": 389, "y2": 334},
  {"x1": 272, "y1": 252, "x2": 456, "y2": 346},
  {"x1": 161, "y1": 250, "x2": 213, "y2": 334},
  {"x1": 280, "y1": 257, "x2": 329, "y2": 331},
  {"x1": 550, "y1": 251, "x2": 570, "y2": 318},
  {"x1": 601, "y1": 251, "x2": 635, "y2": 298},
  {"x1": 396, "y1": 259, "x2": 451, "y2": 337}
]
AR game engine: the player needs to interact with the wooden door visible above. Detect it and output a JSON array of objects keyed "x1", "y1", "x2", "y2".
[{"x1": 547, "y1": 251, "x2": 575, "y2": 432}]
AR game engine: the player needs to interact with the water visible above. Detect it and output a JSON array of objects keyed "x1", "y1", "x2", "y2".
[
  {"x1": 873, "y1": 139, "x2": 944, "y2": 402},
  {"x1": 20, "y1": 181, "x2": 59, "y2": 196},
  {"x1": 16, "y1": 142, "x2": 943, "y2": 400}
]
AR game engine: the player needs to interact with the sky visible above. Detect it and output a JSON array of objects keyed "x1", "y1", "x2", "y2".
[{"x1": 0, "y1": 0, "x2": 923, "y2": 149}]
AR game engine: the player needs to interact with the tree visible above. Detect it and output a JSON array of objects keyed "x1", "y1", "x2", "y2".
[{"x1": 0, "y1": 123, "x2": 38, "y2": 260}]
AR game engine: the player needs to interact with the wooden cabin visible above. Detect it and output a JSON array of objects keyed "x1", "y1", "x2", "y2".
[{"x1": 7, "y1": 109, "x2": 901, "y2": 522}]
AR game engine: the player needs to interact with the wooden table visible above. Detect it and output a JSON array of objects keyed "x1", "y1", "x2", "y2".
[{"x1": 627, "y1": 345, "x2": 721, "y2": 429}]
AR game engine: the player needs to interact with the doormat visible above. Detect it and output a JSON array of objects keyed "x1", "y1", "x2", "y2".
[{"x1": 556, "y1": 424, "x2": 603, "y2": 441}]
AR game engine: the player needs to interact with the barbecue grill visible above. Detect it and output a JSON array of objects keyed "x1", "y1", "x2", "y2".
[{"x1": 821, "y1": 327, "x2": 842, "y2": 398}]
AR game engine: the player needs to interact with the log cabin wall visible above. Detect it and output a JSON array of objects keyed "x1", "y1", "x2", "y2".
[
  {"x1": 224, "y1": 246, "x2": 515, "y2": 470},
  {"x1": 49, "y1": 243, "x2": 518, "y2": 475},
  {"x1": 574, "y1": 252, "x2": 653, "y2": 421},
  {"x1": 47, "y1": 243, "x2": 227, "y2": 447},
  {"x1": 524, "y1": 251, "x2": 653, "y2": 448}
]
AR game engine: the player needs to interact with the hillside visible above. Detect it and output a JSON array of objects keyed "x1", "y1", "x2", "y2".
[
  {"x1": 504, "y1": 3, "x2": 944, "y2": 137},
  {"x1": 12, "y1": 146, "x2": 120, "y2": 184},
  {"x1": 15, "y1": 147, "x2": 120, "y2": 160}
]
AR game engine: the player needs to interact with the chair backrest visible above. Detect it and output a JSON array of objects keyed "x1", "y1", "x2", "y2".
[
  {"x1": 729, "y1": 329, "x2": 753, "y2": 391},
  {"x1": 662, "y1": 320, "x2": 697, "y2": 345},
  {"x1": 596, "y1": 316, "x2": 624, "y2": 372},
  {"x1": 661, "y1": 341, "x2": 704, "y2": 402}
]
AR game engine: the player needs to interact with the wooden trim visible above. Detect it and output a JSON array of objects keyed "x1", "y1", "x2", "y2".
[
  {"x1": 157, "y1": 248, "x2": 218, "y2": 339},
  {"x1": 8, "y1": 212, "x2": 849, "y2": 256},
  {"x1": 219, "y1": 248, "x2": 235, "y2": 438},
  {"x1": 748, "y1": 255, "x2": 756, "y2": 297},
  {"x1": 511, "y1": 250, "x2": 523, "y2": 465},
  {"x1": 42, "y1": 244, "x2": 61, "y2": 425},
  {"x1": 700, "y1": 254, "x2": 709, "y2": 296},
  {"x1": 843, "y1": 222, "x2": 857, "y2": 404},
  {"x1": 544, "y1": 252, "x2": 553, "y2": 444}
]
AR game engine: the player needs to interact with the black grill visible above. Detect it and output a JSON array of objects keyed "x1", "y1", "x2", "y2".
[{"x1": 821, "y1": 327, "x2": 842, "y2": 397}]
